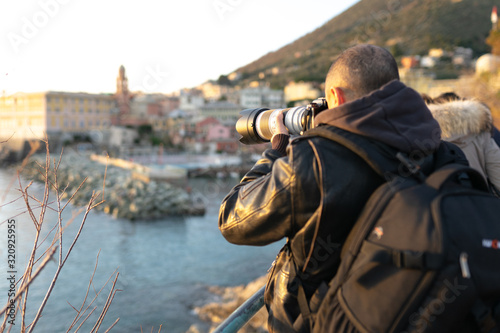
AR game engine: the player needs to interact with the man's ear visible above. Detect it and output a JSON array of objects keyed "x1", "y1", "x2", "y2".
[{"x1": 328, "y1": 87, "x2": 345, "y2": 107}]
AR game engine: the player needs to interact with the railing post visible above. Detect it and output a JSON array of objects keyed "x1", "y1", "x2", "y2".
[{"x1": 212, "y1": 285, "x2": 266, "y2": 333}]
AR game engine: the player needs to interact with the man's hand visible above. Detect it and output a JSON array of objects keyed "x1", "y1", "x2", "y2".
[
  {"x1": 271, "y1": 110, "x2": 290, "y2": 155},
  {"x1": 272, "y1": 109, "x2": 289, "y2": 136}
]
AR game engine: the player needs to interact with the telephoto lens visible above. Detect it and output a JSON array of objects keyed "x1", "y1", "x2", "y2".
[
  {"x1": 236, "y1": 106, "x2": 309, "y2": 144},
  {"x1": 236, "y1": 98, "x2": 327, "y2": 145}
]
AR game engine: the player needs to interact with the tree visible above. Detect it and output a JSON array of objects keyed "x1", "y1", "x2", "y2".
[
  {"x1": 486, "y1": 30, "x2": 500, "y2": 56},
  {"x1": 389, "y1": 43, "x2": 405, "y2": 58},
  {"x1": 217, "y1": 75, "x2": 231, "y2": 86}
]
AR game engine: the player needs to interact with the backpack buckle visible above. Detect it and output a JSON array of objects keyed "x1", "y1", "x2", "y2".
[
  {"x1": 396, "y1": 152, "x2": 426, "y2": 182},
  {"x1": 393, "y1": 250, "x2": 425, "y2": 269}
]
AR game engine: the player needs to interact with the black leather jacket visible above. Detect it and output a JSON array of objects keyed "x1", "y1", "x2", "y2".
[
  {"x1": 220, "y1": 130, "x2": 390, "y2": 330},
  {"x1": 218, "y1": 80, "x2": 467, "y2": 332}
]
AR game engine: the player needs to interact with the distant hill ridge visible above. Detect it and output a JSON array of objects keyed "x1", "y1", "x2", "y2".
[{"x1": 233, "y1": 0, "x2": 497, "y2": 88}]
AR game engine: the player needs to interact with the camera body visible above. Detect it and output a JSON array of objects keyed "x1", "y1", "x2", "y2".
[{"x1": 236, "y1": 97, "x2": 328, "y2": 145}]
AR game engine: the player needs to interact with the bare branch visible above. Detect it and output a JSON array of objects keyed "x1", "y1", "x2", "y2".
[
  {"x1": 73, "y1": 306, "x2": 98, "y2": 333},
  {"x1": 62, "y1": 192, "x2": 98, "y2": 267},
  {"x1": 27, "y1": 195, "x2": 97, "y2": 333},
  {"x1": 69, "y1": 268, "x2": 120, "y2": 333},
  {"x1": 90, "y1": 272, "x2": 121, "y2": 333},
  {"x1": 66, "y1": 251, "x2": 101, "y2": 332},
  {"x1": 0, "y1": 246, "x2": 57, "y2": 329},
  {"x1": 62, "y1": 177, "x2": 88, "y2": 211},
  {"x1": 18, "y1": 179, "x2": 39, "y2": 228},
  {"x1": 0, "y1": 132, "x2": 15, "y2": 144},
  {"x1": 103, "y1": 318, "x2": 120, "y2": 333},
  {"x1": 2, "y1": 138, "x2": 118, "y2": 333},
  {"x1": 19, "y1": 139, "x2": 51, "y2": 331}
]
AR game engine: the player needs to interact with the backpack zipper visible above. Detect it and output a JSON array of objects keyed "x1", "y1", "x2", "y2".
[{"x1": 460, "y1": 252, "x2": 471, "y2": 278}]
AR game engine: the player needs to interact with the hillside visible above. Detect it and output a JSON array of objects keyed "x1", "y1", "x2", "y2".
[{"x1": 231, "y1": 0, "x2": 497, "y2": 88}]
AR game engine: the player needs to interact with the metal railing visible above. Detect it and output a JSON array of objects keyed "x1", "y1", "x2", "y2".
[{"x1": 212, "y1": 286, "x2": 265, "y2": 333}]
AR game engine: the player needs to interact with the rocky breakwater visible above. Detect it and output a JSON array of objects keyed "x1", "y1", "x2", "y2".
[
  {"x1": 21, "y1": 152, "x2": 205, "y2": 220},
  {"x1": 187, "y1": 276, "x2": 269, "y2": 333}
]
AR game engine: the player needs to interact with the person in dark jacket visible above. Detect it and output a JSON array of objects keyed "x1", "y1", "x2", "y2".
[
  {"x1": 493, "y1": 126, "x2": 500, "y2": 145},
  {"x1": 218, "y1": 44, "x2": 466, "y2": 332}
]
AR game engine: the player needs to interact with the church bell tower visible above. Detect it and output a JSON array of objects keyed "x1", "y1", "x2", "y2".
[
  {"x1": 116, "y1": 65, "x2": 129, "y2": 95},
  {"x1": 113, "y1": 65, "x2": 131, "y2": 125}
]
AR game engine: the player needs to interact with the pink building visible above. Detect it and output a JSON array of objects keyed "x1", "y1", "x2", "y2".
[
  {"x1": 206, "y1": 124, "x2": 231, "y2": 142},
  {"x1": 195, "y1": 117, "x2": 221, "y2": 141}
]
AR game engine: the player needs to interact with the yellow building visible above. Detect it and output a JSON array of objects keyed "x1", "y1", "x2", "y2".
[
  {"x1": 284, "y1": 81, "x2": 321, "y2": 104},
  {"x1": 0, "y1": 91, "x2": 115, "y2": 149}
]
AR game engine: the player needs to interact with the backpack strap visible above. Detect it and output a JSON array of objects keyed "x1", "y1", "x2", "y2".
[
  {"x1": 293, "y1": 280, "x2": 329, "y2": 333},
  {"x1": 361, "y1": 240, "x2": 445, "y2": 270},
  {"x1": 301, "y1": 126, "x2": 395, "y2": 177},
  {"x1": 289, "y1": 261, "x2": 323, "y2": 333},
  {"x1": 471, "y1": 299, "x2": 500, "y2": 333},
  {"x1": 425, "y1": 164, "x2": 489, "y2": 192}
]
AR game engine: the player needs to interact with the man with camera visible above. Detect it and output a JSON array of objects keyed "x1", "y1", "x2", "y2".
[{"x1": 218, "y1": 44, "x2": 465, "y2": 332}]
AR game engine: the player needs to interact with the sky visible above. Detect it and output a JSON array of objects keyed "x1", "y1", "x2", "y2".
[{"x1": 1, "y1": 0, "x2": 359, "y2": 95}]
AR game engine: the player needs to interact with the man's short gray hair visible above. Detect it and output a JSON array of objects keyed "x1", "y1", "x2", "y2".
[{"x1": 326, "y1": 44, "x2": 400, "y2": 99}]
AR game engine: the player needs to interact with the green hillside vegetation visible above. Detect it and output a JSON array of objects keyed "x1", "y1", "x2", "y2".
[{"x1": 229, "y1": 0, "x2": 497, "y2": 89}]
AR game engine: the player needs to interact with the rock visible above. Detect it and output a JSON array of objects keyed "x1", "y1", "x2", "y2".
[
  {"x1": 20, "y1": 152, "x2": 205, "y2": 220},
  {"x1": 185, "y1": 324, "x2": 204, "y2": 333},
  {"x1": 192, "y1": 276, "x2": 269, "y2": 333}
]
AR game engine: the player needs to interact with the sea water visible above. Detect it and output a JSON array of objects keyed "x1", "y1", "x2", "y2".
[{"x1": 0, "y1": 169, "x2": 283, "y2": 332}]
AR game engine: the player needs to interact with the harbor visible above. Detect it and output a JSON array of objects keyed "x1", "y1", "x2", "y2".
[{"x1": 18, "y1": 150, "x2": 251, "y2": 220}]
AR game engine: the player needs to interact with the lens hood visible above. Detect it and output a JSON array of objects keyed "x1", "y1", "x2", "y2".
[{"x1": 236, "y1": 108, "x2": 270, "y2": 145}]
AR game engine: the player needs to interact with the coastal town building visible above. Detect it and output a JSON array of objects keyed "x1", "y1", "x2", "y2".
[
  {"x1": 401, "y1": 56, "x2": 420, "y2": 69},
  {"x1": 452, "y1": 47, "x2": 474, "y2": 66},
  {"x1": 189, "y1": 117, "x2": 237, "y2": 154},
  {"x1": 109, "y1": 126, "x2": 138, "y2": 148},
  {"x1": 227, "y1": 72, "x2": 241, "y2": 81},
  {"x1": 0, "y1": 91, "x2": 114, "y2": 155},
  {"x1": 179, "y1": 88, "x2": 205, "y2": 111},
  {"x1": 127, "y1": 93, "x2": 163, "y2": 126},
  {"x1": 194, "y1": 117, "x2": 221, "y2": 142},
  {"x1": 206, "y1": 123, "x2": 231, "y2": 142},
  {"x1": 197, "y1": 80, "x2": 234, "y2": 102},
  {"x1": 151, "y1": 109, "x2": 189, "y2": 146},
  {"x1": 415, "y1": 47, "x2": 474, "y2": 69},
  {"x1": 200, "y1": 101, "x2": 241, "y2": 125},
  {"x1": 283, "y1": 81, "x2": 322, "y2": 104},
  {"x1": 160, "y1": 95, "x2": 180, "y2": 114},
  {"x1": 239, "y1": 85, "x2": 284, "y2": 109}
]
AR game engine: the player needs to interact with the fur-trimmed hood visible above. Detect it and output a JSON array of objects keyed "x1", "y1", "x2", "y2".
[{"x1": 427, "y1": 99, "x2": 493, "y2": 141}]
